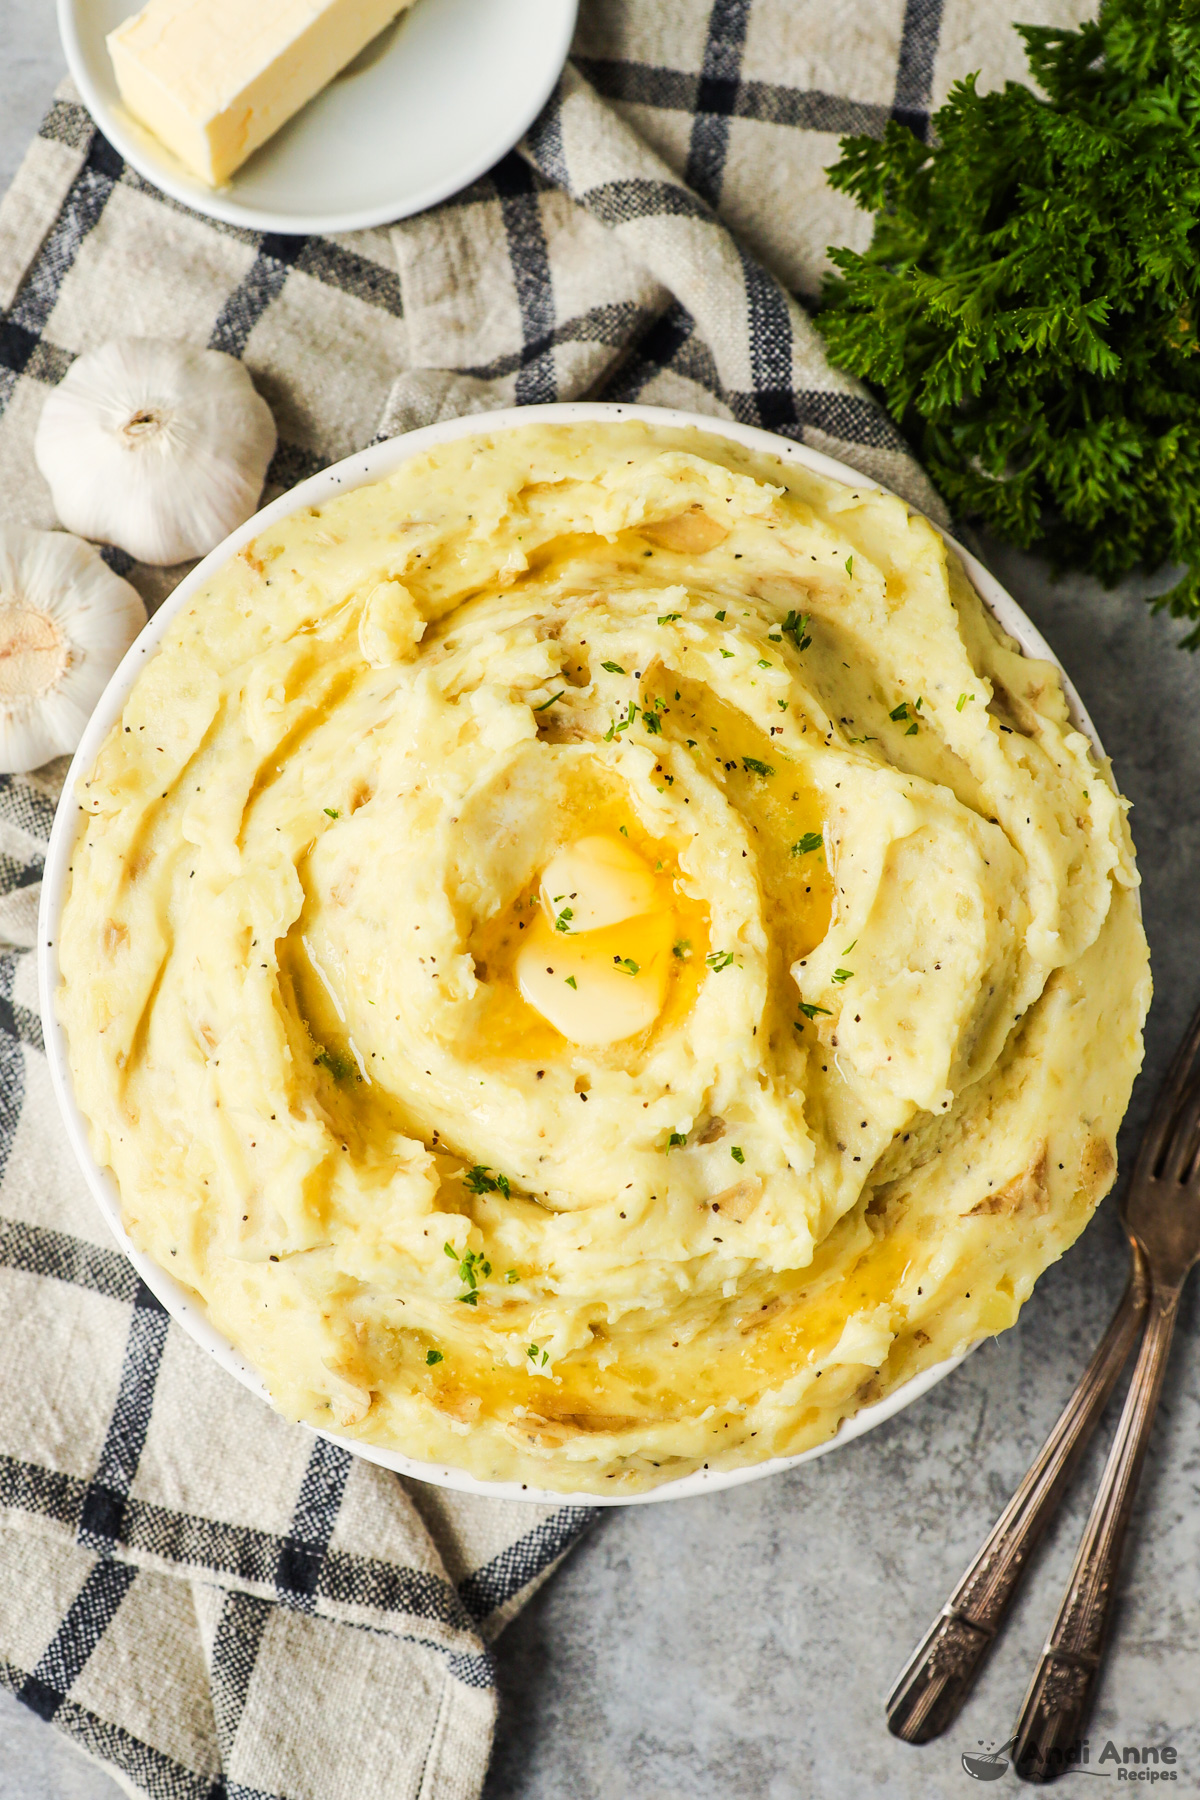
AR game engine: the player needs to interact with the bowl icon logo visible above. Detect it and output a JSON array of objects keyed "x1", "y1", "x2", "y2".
[{"x1": 962, "y1": 1737, "x2": 1016, "y2": 1780}]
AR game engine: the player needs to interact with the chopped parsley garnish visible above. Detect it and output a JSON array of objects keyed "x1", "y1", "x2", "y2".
[
  {"x1": 833, "y1": 968, "x2": 854, "y2": 984},
  {"x1": 715, "y1": 609, "x2": 727, "y2": 621},
  {"x1": 506, "y1": 1268, "x2": 519, "y2": 1283},
  {"x1": 781, "y1": 610, "x2": 812, "y2": 652},
  {"x1": 791, "y1": 832, "x2": 823, "y2": 856},
  {"x1": 889, "y1": 703, "x2": 910, "y2": 721},
  {"x1": 905, "y1": 720, "x2": 919, "y2": 735},
  {"x1": 798, "y1": 1001, "x2": 833, "y2": 1019},
  {"x1": 957, "y1": 692, "x2": 975, "y2": 712},
  {"x1": 719, "y1": 648, "x2": 735, "y2": 658},
  {"x1": 554, "y1": 905, "x2": 574, "y2": 933},
  {"x1": 614, "y1": 957, "x2": 639, "y2": 977},
  {"x1": 672, "y1": 938, "x2": 693, "y2": 959},
  {"x1": 604, "y1": 699, "x2": 639, "y2": 741},
  {"x1": 444, "y1": 1241, "x2": 492, "y2": 1305},
  {"x1": 464, "y1": 1165, "x2": 511, "y2": 1198},
  {"x1": 666, "y1": 1131, "x2": 687, "y2": 1151},
  {"x1": 565, "y1": 974, "x2": 578, "y2": 988},
  {"x1": 533, "y1": 690, "x2": 564, "y2": 711},
  {"x1": 843, "y1": 940, "x2": 858, "y2": 953},
  {"x1": 706, "y1": 949, "x2": 735, "y2": 971},
  {"x1": 757, "y1": 658, "x2": 772, "y2": 669},
  {"x1": 601, "y1": 660, "x2": 626, "y2": 674},
  {"x1": 619, "y1": 824, "x2": 629, "y2": 836},
  {"x1": 314, "y1": 1047, "x2": 356, "y2": 1082},
  {"x1": 845, "y1": 555, "x2": 854, "y2": 576},
  {"x1": 657, "y1": 612, "x2": 682, "y2": 625},
  {"x1": 730, "y1": 1146, "x2": 745, "y2": 1164},
  {"x1": 742, "y1": 756, "x2": 775, "y2": 777},
  {"x1": 323, "y1": 807, "x2": 340, "y2": 819},
  {"x1": 777, "y1": 699, "x2": 788, "y2": 711},
  {"x1": 527, "y1": 1343, "x2": 550, "y2": 1367},
  {"x1": 426, "y1": 1349, "x2": 443, "y2": 1365},
  {"x1": 643, "y1": 709, "x2": 663, "y2": 735}
]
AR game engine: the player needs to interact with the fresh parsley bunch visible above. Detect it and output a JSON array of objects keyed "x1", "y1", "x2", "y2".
[{"x1": 817, "y1": 0, "x2": 1200, "y2": 642}]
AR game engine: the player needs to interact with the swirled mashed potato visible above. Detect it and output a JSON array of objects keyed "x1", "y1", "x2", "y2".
[{"x1": 58, "y1": 421, "x2": 1150, "y2": 1493}]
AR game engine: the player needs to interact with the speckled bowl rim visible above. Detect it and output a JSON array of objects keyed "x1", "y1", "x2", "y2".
[{"x1": 38, "y1": 402, "x2": 1110, "y2": 1505}]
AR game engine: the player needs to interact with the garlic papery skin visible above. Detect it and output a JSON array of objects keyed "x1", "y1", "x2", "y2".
[
  {"x1": 34, "y1": 338, "x2": 278, "y2": 567},
  {"x1": 0, "y1": 526, "x2": 146, "y2": 773}
]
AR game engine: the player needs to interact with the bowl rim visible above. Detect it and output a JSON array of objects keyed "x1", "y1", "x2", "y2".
[
  {"x1": 56, "y1": 0, "x2": 579, "y2": 236},
  {"x1": 38, "y1": 400, "x2": 1109, "y2": 1506}
]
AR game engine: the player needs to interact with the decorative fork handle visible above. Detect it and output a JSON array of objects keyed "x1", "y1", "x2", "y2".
[
  {"x1": 886, "y1": 1248, "x2": 1149, "y2": 1745},
  {"x1": 1012, "y1": 1275, "x2": 1181, "y2": 1783}
]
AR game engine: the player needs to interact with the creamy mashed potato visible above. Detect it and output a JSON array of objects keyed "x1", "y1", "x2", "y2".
[{"x1": 58, "y1": 421, "x2": 1150, "y2": 1493}]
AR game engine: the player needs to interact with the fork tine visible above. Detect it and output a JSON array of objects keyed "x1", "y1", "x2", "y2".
[
  {"x1": 1131, "y1": 997, "x2": 1200, "y2": 1184},
  {"x1": 1159, "y1": 1068, "x2": 1200, "y2": 1184}
]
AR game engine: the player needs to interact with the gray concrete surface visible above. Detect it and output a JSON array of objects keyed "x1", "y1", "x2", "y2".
[{"x1": 1, "y1": 10, "x2": 1198, "y2": 1796}]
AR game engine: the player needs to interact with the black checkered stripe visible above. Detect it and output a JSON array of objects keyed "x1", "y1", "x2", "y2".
[
  {"x1": 577, "y1": 0, "x2": 943, "y2": 139},
  {"x1": 0, "y1": 773, "x2": 53, "y2": 991}
]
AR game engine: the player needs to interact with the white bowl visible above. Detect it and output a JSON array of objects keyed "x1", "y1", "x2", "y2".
[
  {"x1": 58, "y1": 0, "x2": 578, "y2": 235},
  {"x1": 38, "y1": 403, "x2": 1109, "y2": 1505}
]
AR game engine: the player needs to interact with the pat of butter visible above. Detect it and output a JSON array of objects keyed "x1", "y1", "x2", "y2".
[
  {"x1": 539, "y1": 835, "x2": 660, "y2": 935},
  {"x1": 518, "y1": 836, "x2": 674, "y2": 1046},
  {"x1": 107, "y1": 0, "x2": 415, "y2": 187}
]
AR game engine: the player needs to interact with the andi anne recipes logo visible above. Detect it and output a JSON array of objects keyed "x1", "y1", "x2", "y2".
[{"x1": 960, "y1": 1734, "x2": 1185, "y2": 1783}]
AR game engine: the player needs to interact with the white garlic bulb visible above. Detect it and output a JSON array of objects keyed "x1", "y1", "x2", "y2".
[
  {"x1": 34, "y1": 338, "x2": 277, "y2": 567},
  {"x1": 0, "y1": 526, "x2": 146, "y2": 773}
]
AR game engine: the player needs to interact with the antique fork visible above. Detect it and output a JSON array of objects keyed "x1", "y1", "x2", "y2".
[
  {"x1": 1012, "y1": 1004, "x2": 1200, "y2": 1781},
  {"x1": 886, "y1": 1000, "x2": 1200, "y2": 1762}
]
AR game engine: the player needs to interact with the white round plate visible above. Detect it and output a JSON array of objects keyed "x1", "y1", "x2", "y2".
[
  {"x1": 58, "y1": 0, "x2": 578, "y2": 235},
  {"x1": 39, "y1": 402, "x2": 1108, "y2": 1505}
]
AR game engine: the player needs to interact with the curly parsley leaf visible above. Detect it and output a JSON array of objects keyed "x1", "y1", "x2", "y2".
[{"x1": 817, "y1": 1, "x2": 1200, "y2": 644}]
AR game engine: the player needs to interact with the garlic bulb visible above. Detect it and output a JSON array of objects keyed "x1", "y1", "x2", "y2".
[
  {"x1": 34, "y1": 338, "x2": 277, "y2": 567},
  {"x1": 0, "y1": 526, "x2": 145, "y2": 773}
]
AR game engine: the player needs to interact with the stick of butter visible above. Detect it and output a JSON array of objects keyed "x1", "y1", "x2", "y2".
[{"x1": 107, "y1": 0, "x2": 416, "y2": 187}]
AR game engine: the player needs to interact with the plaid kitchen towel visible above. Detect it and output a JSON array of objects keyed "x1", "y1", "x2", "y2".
[{"x1": 0, "y1": 1, "x2": 1092, "y2": 1796}]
